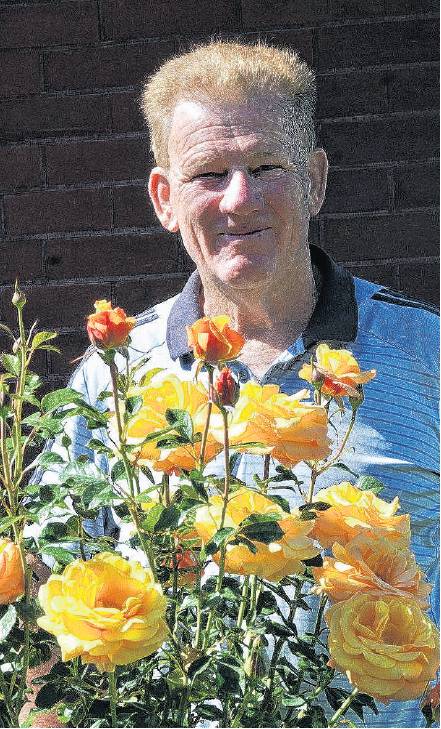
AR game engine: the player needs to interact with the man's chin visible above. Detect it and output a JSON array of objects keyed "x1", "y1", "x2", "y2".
[{"x1": 214, "y1": 258, "x2": 274, "y2": 289}]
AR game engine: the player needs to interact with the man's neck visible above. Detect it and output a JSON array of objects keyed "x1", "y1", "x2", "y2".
[{"x1": 200, "y1": 258, "x2": 318, "y2": 351}]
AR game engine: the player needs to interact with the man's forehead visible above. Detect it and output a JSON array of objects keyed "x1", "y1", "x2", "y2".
[{"x1": 168, "y1": 99, "x2": 293, "y2": 161}]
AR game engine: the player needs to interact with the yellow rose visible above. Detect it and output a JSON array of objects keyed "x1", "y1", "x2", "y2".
[
  {"x1": 326, "y1": 593, "x2": 439, "y2": 702},
  {"x1": 312, "y1": 533, "x2": 431, "y2": 607},
  {"x1": 37, "y1": 552, "x2": 168, "y2": 672},
  {"x1": 311, "y1": 482, "x2": 410, "y2": 548},
  {"x1": 126, "y1": 373, "x2": 222, "y2": 474},
  {"x1": 212, "y1": 382, "x2": 330, "y2": 467},
  {"x1": 194, "y1": 487, "x2": 319, "y2": 582},
  {"x1": 0, "y1": 539, "x2": 24, "y2": 604},
  {"x1": 299, "y1": 343, "x2": 376, "y2": 398}
]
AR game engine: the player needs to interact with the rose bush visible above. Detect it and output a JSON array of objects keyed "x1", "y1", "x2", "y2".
[
  {"x1": 37, "y1": 552, "x2": 168, "y2": 672},
  {"x1": 326, "y1": 593, "x2": 439, "y2": 703}
]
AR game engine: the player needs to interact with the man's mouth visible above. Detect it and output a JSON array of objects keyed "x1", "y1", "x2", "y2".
[{"x1": 221, "y1": 227, "x2": 270, "y2": 237}]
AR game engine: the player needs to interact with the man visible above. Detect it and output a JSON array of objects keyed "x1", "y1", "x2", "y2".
[{"x1": 31, "y1": 41, "x2": 439, "y2": 727}]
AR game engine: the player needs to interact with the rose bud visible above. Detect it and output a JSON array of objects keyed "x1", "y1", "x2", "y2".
[
  {"x1": 214, "y1": 367, "x2": 240, "y2": 407},
  {"x1": 86, "y1": 300, "x2": 136, "y2": 350}
]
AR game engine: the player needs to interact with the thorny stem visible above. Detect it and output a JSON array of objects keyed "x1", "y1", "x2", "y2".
[
  {"x1": 236, "y1": 576, "x2": 250, "y2": 629},
  {"x1": 314, "y1": 594, "x2": 328, "y2": 637},
  {"x1": 329, "y1": 687, "x2": 359, "y2": 726},
  {"x1": 199, "y1": 367, "x2": 214, "y2": 468},
  {"x1": 307, "y1": 407, "x2": 357, "y2": 502},
  {"x1": 108, "y1": 670, "x2": 118, "y2": 727}
]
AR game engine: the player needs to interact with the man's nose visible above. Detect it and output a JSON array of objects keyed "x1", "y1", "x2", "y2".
[{"x1": 219, "y1": 170, "x2": 262, "y2": 215}]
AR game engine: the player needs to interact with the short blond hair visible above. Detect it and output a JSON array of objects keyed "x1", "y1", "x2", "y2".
[{"x1": 140, "y1": 40, "x2": 316, "y2": 168}]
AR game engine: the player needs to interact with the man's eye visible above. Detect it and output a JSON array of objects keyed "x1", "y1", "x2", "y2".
[
  {"x1": 251, "y1": 165, "x2": 284, "y2": 176},
  {"x1": 195, "y1": 171, "x2": 227, "y2": 179}
]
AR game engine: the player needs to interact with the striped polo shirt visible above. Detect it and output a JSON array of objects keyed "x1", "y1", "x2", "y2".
[{"x1": 40, "y1": 244, "x2": 439, "y2": 728}]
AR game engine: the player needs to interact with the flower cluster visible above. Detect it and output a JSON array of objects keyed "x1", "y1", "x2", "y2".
[{"x1": 310, "y1": 482, "x2": 438, "y2": 703}]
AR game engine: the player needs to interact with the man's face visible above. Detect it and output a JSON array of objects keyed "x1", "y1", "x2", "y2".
[{"x1": 151, "y1": 99, "x2": 326, "y2": 291}]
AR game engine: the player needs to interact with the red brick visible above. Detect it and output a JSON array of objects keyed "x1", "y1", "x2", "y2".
[
  {"x1": 240, "y1": 30, "x2": 313, "y2": 66},
  {"x1": 394, "y1": 163, "x2": 439, "y2": 209},
  {"x1": 323, "y1": 210, "x2": 439, "y2": 261},
  {"x1": 45, "y1": 137, "x2": 151, "y2": 185},
  {"x1": 0, "y1": 240, "x2": 43, "y2": 283},
  {"x1": 318, "y1": 19, "x2": 438, "y2": 71},
  {"x1": 0, "y1": 282, "x2": 111, "y2": 329},
  {"x1": 0, "y1": 145, "x2": 42, "y2": 191},
  {"x1": 322, "y1": 169, "x2": 389, "y2": 214},
  {"x1": 114, "y1": 274, "x2": 189, "y2": 313},
  {"x1": 4, "y1": 189, "x2": 112, "y2": 236},
  {"x1": 47, "y1": 330, "x2": 90, "y2": 375},
  {"x1": 111, "y1": 91, "x2": 145, "y2": 133},
  {"x1": 0, "y1": 49, "x2": 40, "y2": 98},
  {"x1": 101, "y1": 0, "x2": 241, "y2": 41},
  {"x1": 242, "y1": 0, "x2": 327, "y2": 28},
  {"x1": 317, "y1": 70, "x2": 388, "y2": 119},
  {"x1": 319, "y1": 114, "x2": 439, "y2": 166},
  {"x1": 45, "y1": 231, "x2": 180, "y2": 279},
  {"x1": 325, "y1": 0, "x2": 384, "y2": 17},
  {"x1": 398, "y1": 260, "x2": 440, "y2": 305},
  {"x1": 345, "y1": 262, "x2": 399, "y2": 290},
  {"x1": 387, "y1": 66, "x2": 440, "y2": 113},
  {"x1": 385, "y1": 0, "x2": 438, "y2": 12},
  {"x1": 113, "y1": 185, "x2": 157, "y2": 229},
  {"x1": 0, "y1": 94, "x2": 112, "y2": 142},
  {"x1": 0, "y1": 1, "x2": 99, "y2": 49},
  {"x1": 45, "y1": 39, "x2": 179, "y2": 92}
]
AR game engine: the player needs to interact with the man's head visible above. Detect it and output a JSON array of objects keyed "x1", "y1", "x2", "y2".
[{"x1": 142, "y1": 41, "x2": 327, "y2": 292}]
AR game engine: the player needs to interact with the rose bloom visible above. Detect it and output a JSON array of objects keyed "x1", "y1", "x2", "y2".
[
  {"x1": 0, "y1": 539, "x2": 24, "y2": 604},
  {"x1": 186, "y1": 315, "x2": 244, "y2": 365},
  {"x1": 211, "y1": 382, "x2": 330, "y2": 467},
  {"x1": 126, "y1": 373, "x2": 222, "y2": 475},
  {"x1": 162, "y1": 548, "x2": 199, "y2": 588},
  {"x1": 87, "y1": 299, "x2": 136, "y2": 349},
  {"x1": 326, "y1": 593, "x2": 440, "y2": 703},
  {"x1": 37, "y1": 552, "x2": 167, "y2": 672},
  {"x1": 311, "y1": 482, "x2": 410, "y2": 548},
  {"x1": 312, "y1": 532, "x2": 431, "y2": 607},
  {"x1": 299, "y1": 343, "x2": 376, "y2": 398},
  {"x1": 194, "y1": 487, "x2": 319, "y2": 582}
]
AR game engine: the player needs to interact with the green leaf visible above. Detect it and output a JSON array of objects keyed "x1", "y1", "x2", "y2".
[
  {"x1": 126, "y1": 395, "x2": 143, "y2": 416},
  {"x1": 35, "y1": 681, "x2": 64, "y2": 709},
  {"x1": 142, "y1": 503, "x2": 165, "y2": 533},
  {"x1": 332, "y1": 461, "x2": 359, "y2": 479},
  {"x1": 40, "y1": 546, "x2": 76, "y2": 565},
  {"x1": 205, "y1": 527, "x2": 235, "y2": 555},
  {"x1": 165, "y1": 408, "x2": 194, "y2": 441},
  {"x1": 0, "y1": 604, "x2": 17, "y2": 640},
  {"x1": 240, "y1": 514, "x2": 283, "y2": 544},
  {"x1": 31, "y1": 331, "x2": 58, "y2": 349},
  {"x1": 41, "y1": 387, "x2": 86, "y2": 413},
  {"x1": 83, "y1": 481, "x2": 116, "y2": 510},
  {"x1": 1, "y1": 353, "x2": 20, "y2": 376},
  {"x1": 38, "y1": 452, "x2": 64, "y2": 468},
  {"x1": 282, "y1": 695, "x2": 307, "y2": 708},
  {"x1": 299, "y1": 501, "x2": 331, "y2": 512},
  {"x1": 139, "y1": 367, "x2": 164, "y2": 387},
  {"x1": 153, "y1": 504, "x2": 180, "y2": 532},
  {"x1": 0, "y1": 514, "x2": 23, "y2": 534},
  {"x1": 357, "y1": 475, "x2": 384, "y2": 495},
  {"x1": 266, "y1": 493, "x2": 291, "y2": 513},
  {"x1": 86, "y1": 438, "x2": 112, "y2": 455},
  {"x1": 256, "y1": 590, "x2": 278, "y2": 615},
  {"x1": 111, "y1": 460, "x2": 127, "y2": 482},
  {"x1": 187, "y1": 654, "x2": 211, "y2": 679}
]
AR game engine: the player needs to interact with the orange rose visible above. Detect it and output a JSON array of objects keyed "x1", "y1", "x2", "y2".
[
  {"x1": 186, "y1": 315, "x2": 244, "y2": 364},
  {"x1": 310, "y1": 482, "x2": 410, "y2": 548},
  {"x1": 326, "y1": 593, "x2": 440, "y2": 703},
  {"x1": 299, "y1": 343, "x2": 376, "y2": 398},
  {"x1": 87, "y1": 299, "x2": 136, "y2": 349},
  {"x1": 312, "y1": 533, "x2": 431, "y2": 607},
  {"x1": 0, "y1": 539, "x2": 24, "y2": 604},
  {"x1": 163, "y1": 548, "x2": 199, "y2": 588}
]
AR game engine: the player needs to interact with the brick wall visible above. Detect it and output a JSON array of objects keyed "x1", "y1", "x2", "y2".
[{"x1": 0, "y1": 0, "x2": 438, "y2": 388}]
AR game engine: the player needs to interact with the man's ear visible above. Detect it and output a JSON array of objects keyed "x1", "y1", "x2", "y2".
[
  {"x1": 307, "y1": 148, "x2": 328, "y2": 216},
  {"x1": 148, "y1": 167, "x2": 179, "y2": 232}
]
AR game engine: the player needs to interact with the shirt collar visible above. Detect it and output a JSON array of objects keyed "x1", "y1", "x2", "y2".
[{"x1": 166, "y1": 244, "x2": 358, "y2": 361}]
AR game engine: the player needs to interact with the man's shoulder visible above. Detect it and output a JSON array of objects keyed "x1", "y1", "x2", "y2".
[{"x1": 353, "y1": 275, "x2": 439, "y2": 369}]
